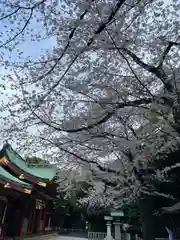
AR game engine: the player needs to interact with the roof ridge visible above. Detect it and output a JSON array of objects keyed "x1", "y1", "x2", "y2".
[{"x1": 4, "y1": 143, "x2": 27, "y2": 163}]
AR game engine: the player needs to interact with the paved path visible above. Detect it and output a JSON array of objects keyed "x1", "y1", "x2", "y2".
[
  {"x1": 28, "y1": 234, "x2": 88, "y2": 240},
  {"x1": 52, "y1": 237, "x2": 87, "y2": 240}
]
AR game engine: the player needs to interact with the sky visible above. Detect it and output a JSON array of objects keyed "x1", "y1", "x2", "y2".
[{"x1": 0, "y1": 2, "x2": 58, "y2": 156}]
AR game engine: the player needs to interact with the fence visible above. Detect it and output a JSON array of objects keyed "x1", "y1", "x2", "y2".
[
  {"x1": 88, "y1": 234, "x2": 174, "y2": 240},
  {"x1": 46, "y1": 228, "x2": 142, "y2": 240},
  {"x1": 88, "y1": 232, "x2": 107, "y2": 240},
  {"x1": 88, "y1": 232, "x2": 141, "y2": 240}
]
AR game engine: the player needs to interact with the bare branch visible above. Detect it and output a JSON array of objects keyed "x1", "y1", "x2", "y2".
[
  {"x1": 0, "y1": 9, "x2": 33, "y2": 49},
  {"x1": 0, "y1": 7, "x2": 20, "y2": 21},
  {"x1": 158, "y1": 41, "x2": 180, "y2": 68}
]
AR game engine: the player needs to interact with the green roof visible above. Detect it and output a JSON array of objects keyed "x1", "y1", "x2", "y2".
[
  {"x1": 29, "y1": 166, "x2": 56, "y2": 181},
  {"x1": 0, "y1": 165, "x2": 31, "y2": 188},
  {"x1": 2, "y1": 144, "x2": 56, "y2": 181}
]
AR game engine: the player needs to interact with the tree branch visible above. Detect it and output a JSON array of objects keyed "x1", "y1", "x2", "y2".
[
  {"x1": 37, "y1": 0, "x2": 96, "y2": 82},
  {"x1": 158, "y1": 41, "x2": 180, "y2": 68},
  {"x1": 121, "y1": 47, "x2": 173, "y2": 91},
  {"x1": 32, "y1": 0, "x2": 126, "y2": 110},
  {"x1": 25, "y1": 92, "x2": 152, "y2": 133},
  {"x1": 89, "y1": 45, "x2": 173, "y2": 91},
  {"x1": 63, "y1": 98, "x2": 152, "y2": 132},
  {"x1": 0, "y1": 7, "x2": 20, "y2": 21},
  {"x1": 0, "y1": 9, "x2": 33, "y2": 49},
  {"x1": 39, "y1": 136, "x2": 120, "y2": 174}
]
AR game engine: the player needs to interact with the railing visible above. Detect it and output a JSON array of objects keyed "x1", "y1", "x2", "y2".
[
  {"x1": 88, "y1": 232, "x2": 107, "y2": 240},
  {"x1": 88, "y1": 232, "x2": 116, "y2": 240},
  {"x1": 88, "y1": 232, "x2": 142, "y2": 240}
]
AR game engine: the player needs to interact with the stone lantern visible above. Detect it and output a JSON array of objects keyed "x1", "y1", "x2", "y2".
[
  {"x1": 111, "y1": 211, "x2": 124, "y2": 240},
  {"x1": 104, "y1": 216, "x2": 114, "y2": 240}
]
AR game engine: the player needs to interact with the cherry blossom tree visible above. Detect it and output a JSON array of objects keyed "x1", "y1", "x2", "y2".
[{"x1": 0, "y1": 0, "x2": 180, "y2": 239}]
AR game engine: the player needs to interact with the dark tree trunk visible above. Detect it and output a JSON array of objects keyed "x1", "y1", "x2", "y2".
[
  {"x1": 139, "y1": 198, "x2": 155, "y2": 240},
  {"x1": 172, "y1": 103, "x2": 180, "y2": 135}
]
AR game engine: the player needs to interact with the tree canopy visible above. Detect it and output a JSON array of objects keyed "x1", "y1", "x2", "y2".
[{"x1": 0, "y1": 0, "x2": 180, "y2": 231}]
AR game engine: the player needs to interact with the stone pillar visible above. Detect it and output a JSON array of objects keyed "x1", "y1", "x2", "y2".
[
  {"x1": 114, "y1": 222, "x2": 121, "y2": 240},
  {"x1": 104, "y1": 221, "x2": 114, "y2": 240},
  {"x1": 124, "y1": 233, "x2": 131, "y2": 240}
]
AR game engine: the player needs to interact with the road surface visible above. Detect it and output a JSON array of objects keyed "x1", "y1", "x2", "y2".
[
  {"x1": 28, "y1": 234, "x2": 88, "y2": 240},
  {"x1": 53, "y1": 237, "x2": 87, "y2": 240}
]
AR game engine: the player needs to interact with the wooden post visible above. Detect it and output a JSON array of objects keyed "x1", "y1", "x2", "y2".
[
  {"x1": 0, "y1": 203, "x2": 7, "y2": 239},
  {"x1": 37, "y1": 209, "x2": 42, "y2": 233},
  {"x1": 27, "y1": 210, "x2": 33, "y2": 234},
  {"x1": 42, "y1": 208, "x2": 46, "y2": 232},
  {"x1": 18, "y1": 216, "x2": 24, "y2": 236},
  {"x1": 1, "y1": 204, "x2": 7, "y2": 224}
]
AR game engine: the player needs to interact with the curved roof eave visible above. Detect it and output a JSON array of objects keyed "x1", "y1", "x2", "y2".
[
  {"x1": 0, "y1": 166, "x2": 31, "y2": 187},
  {"x1": 0, "y1": 144, "x2": 56, "y2": 182}
]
